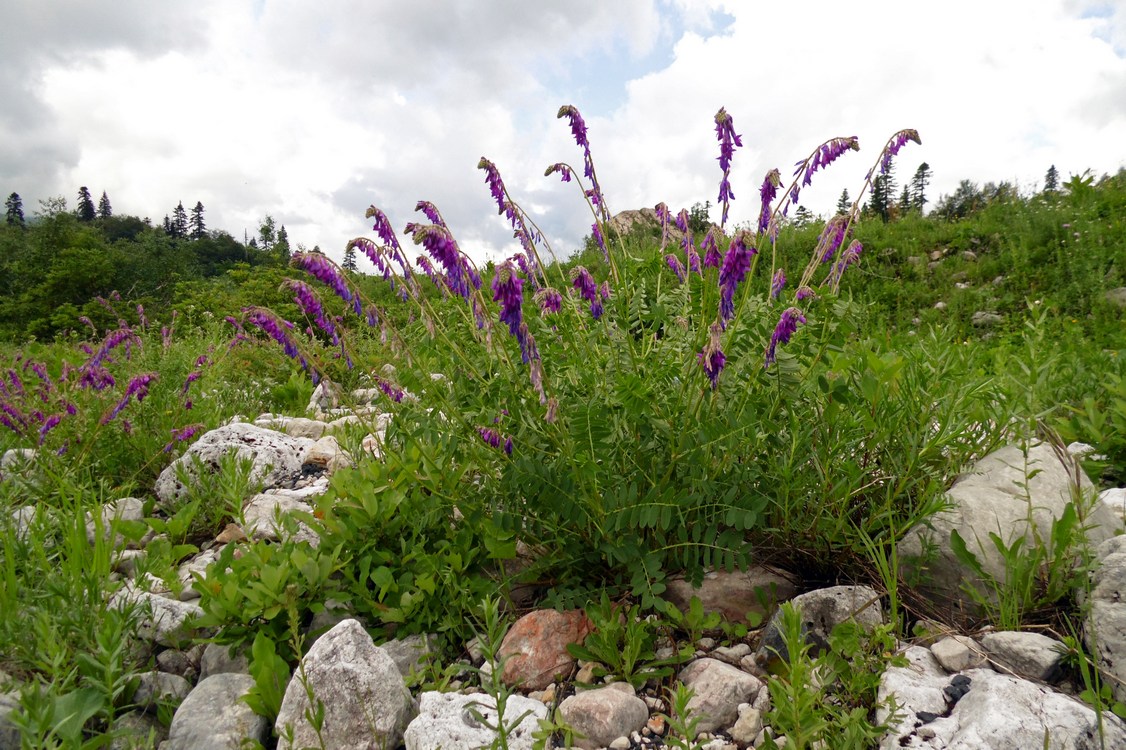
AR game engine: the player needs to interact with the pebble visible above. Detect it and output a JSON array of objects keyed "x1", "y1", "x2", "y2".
[
  {"x1": 696, "y1": 637, "x2": 717, "y2": 651},
  {"x1": 609, "y1": 737, "x2": 631, "y2": 750},
  {"x1": 646, "y1": 715, "x2": 666, "y2": 736}
]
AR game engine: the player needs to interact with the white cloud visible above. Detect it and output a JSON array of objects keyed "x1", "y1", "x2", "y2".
[{"x1": 1, "y1": 0, "x2": 1124, "y2": 273}]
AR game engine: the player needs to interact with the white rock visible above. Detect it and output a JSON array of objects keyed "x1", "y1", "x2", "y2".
[
  {"x1": 86, "y1": 497, "x2": 146, "y2": 549},
  {"x1": 132, "y1": 670, "x2": 191, "y2": 709},
  {"x1": 303, "y1": 435, "x2": 352, "y2": 474},
  {"x1": 878, "y1": 646, "x2": 1126, "y2": 748},
  {"x1": 110, "y1": 581, "x2": 202, "y2": 647},
  {"x1": 679, "y1": 658, "x2": 763, "y2": 734},
  {"x1": 154, "y1": 423, "x2": 315, "y2": 510},
  {"x1": 1099, "y1": 487, "x2": 1126, "y2": 519},
  {"x1": 404, "y1": 691, "x2": 547, "y2": 750},
  {"x1": 930, "y1": 635, "x2": 987, "y2": 673},
  {"x1": 981, "y1": 630, "x2": 1065, "y2": 682},
  {"x1": 166, "y1": 673, "x2": 268, "y2": 749},
  {"x1": 176, "y1": 548, "x2": 221, "y2": 601},
  {"x1": 1085, "y1": 536, "x2": 1126, "y2": 703},
  {"x1": 241, "y1": 492, "x2": 317, "y2": 545},
  {"x1": 558, "y1": 686, "x2": 649, "y2": 750},
  {"x1": 276, "y1": 619, "x2": 414, "y2": 750}
]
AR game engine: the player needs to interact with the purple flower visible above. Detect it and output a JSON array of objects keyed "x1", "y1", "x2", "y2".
[
  {"x1": 785, "y1": 137, "x2": 859, "y2": 218},
  {"x1": 815, "y1": 215, "x2": 849, "y2": 263},
  {"x1": 665, "y1": 254, "x2": 685, "y2": 283},
  {"x1": 545, "y1": 163, "x2": 573, "y2": 182},
  {"x1": 700, "y1": 228, "x2": 722, "y2": 269},
  {"x1": 244, "y1": 307, "x2": 314, "y2": 375},
  {"x1": 181, "y1": 370, "x2": 202, "y2": 395},
  {"x1": 492, "y1": 261, "x2": 528, "y2": 353},
  {"x1": 102, "y1": 373, "x2": 157, "y2": 425},
  {"x1": 878, "y1": 129, "x2": 921, "y2": 176},
  {"x1": 718, "y1": 231, "x2": 757, "y2": 324},
  {"x1": 293, "y1": 251, "x2": 361, "y2": 315},
  {"x1": 825, "y1": 240, "x2": 863, "y2": 290},
  {"x1": 795, "y1": 286, "x2": 815, "y2": 301},
  {"x1": 571, "y1": 266, "x2": 602, "y2": 320},
  {"x1": 599, "y1": 281, "x2": 611, "y2": 300},
  {"x1": 284, "y1": 279, "x2": 339, "y2": 344},
  {"x1": 78, "y1": 316, "x2": 96, "y2": 335},
  {"x1": 406, "y1": 223, "x2": 479, "y2": 301},
  {"x1": 592, "y1": 222, "x2": 607, "y2": 263},
  {"x1": 714, "y1": 107, "x2": 743, "y2": 228},
  {"x1": 365, "y1": 205, "x2": 412, "y2": 277},
  {"x1": 86, "y1": 326, "x2": 139, "y2": 371},
  {"x1": 655, "y1": 202, "x2": 671, "y2": 251},
  {"x1": 38, "y1": 414, "x2": 62, "y2": 445},
  {"x1": 376, "y1": 378, "x2": 405, "y2": 403},
  {"x1": 771, "y1": 269, "x2": 786, "y2": 299},
  {"x1": 558, "y1": 105, "x2": 608, "y2": 218},
  {"x1": 504, "y1": 436, "x2": 513, "y2": 455},
  {"x1": 78, "y1": 366, "x2": 116, "y2": 391},
  {"x1": 163, "y1": 423, "x2": 204, "y2": 453},
  {"x1": 758, "y1": 168, "x2": 782, "y2": 236},
  {"x1": 534, "y1": 287, "x2": 562, "y2": 316},
  {"x1": 698, "y1": 323, "x2": 726, "y2": 390},
  {"x1": 477, "y1": 426, "x2": 503, "y2": 450},
  {"x1": 765, "y1": 307, "x2": 807, "y2": 368}
]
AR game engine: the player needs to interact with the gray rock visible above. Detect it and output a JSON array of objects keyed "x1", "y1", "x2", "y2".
[
  {"x1": 380, "y1": 634, "x2": 438, "y2": 679},
  {"x1": 679, "y1": 658, "x2": 763, "y2": 735},
  {"x1": 664, "y1": 567, "x2": 799, "y2": 627},
  {"x1": 1105, "y1": 287, "x2": 1126, "y2": 309},
  {"x1": 86, "y1": 497, "x2": 147, "y2": 549},
  {"x1": 285, "y1": 417, "x2": 328, "y2": 440},
  {"x1": 930, "y1": 635, "x2": 987, "y2": 673},
  {"x1": 276, "y1": 619, "x2": 414, "y2": 750},
  {"x1": 166, "y1": 673, "x2": 268, "y2": 750},
  {"x1": 0, "y1": 690, "x2": 19, "y2": 750},
  {"x1": 8, "y1": 505, "x2": 38, "y2": 542},
  {"x1": 156, "y1": 645, "x2": 204, "y2": 681},
  {"x1": 108, "y1": 710, "x2": 168, "y2": 749},
  {"x1": 878, "y1": 646, "x2": 1126, "y2": 749},
  {"x1": 728, "y1": 705, "x2": 763, "y2": 746},
  {"x1": 200, "y1": 643, "x2": 250, "y2": 680},
  {"x1": 961, "y1": 250, "x2": 978, "y2": 262},
  {"x1": 307, "y1": 380, "x2": 344, "y2": 415},
  {"x1": 971, "y1": 310, "x2": 1004, "y2": 327},
  {"x1": 0, "y1": 448, "x2": 35, "y2": 473},
  {"x1": 756, "y1": 585, "x2": 883, "y2": 666},
  {"x1": 110, "y1": 581, "x2": 203, "y2": 648},
  {"x1": 302, "y1": 435, "x2": 352, "y2": 474},
  {"x1": 899, "y1": 442, "x2": 1122, "y2": 614},
  {"x1": 132, "y1": 671, "x2": 191, "y2": 710},
  {"x1": 1085, "y1": 535, "x2": 1126, "y2": 703},
  {"x1": 154, "y1": 423, "x2": 314, "y2": 510},
  {"x1": 981, "y1": 630, "x2": 1066, "y2": 682},
  {"x1": 933, "y1": 300, "x2": 947, "y2": 311},
  {"x1": 241, "y1": 491, "x2": 317, "y2": 545},
  {"x1": 176, "y1": 548, "x2": 221, "y2": 601},
  {"x1": 558, "y1": 686, "x2": 649, "y2": 750},
  {"x1": 1099, "y1": 487, "x2": 1126, "y2": 520},
  {"x1": 404, "y1": 691, "x2": 547, "y2": 750}
]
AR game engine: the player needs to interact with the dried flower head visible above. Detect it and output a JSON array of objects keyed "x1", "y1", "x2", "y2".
[{"x1": 698, "y1": 323, "x2": 726, "y2": 390}]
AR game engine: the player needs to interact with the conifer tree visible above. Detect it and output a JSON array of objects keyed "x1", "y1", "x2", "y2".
[
  {"x1": 342, "y1": 244, "x2": 358, "y2": 272},
  {"x1": 258, "y1": 216, "x2": 276, "y2": 251},
  {"x1": 835, "y1": 189, "x2": 851, "y2": 215},
  {"x1": 163, "y1": 215, "x2": 173, "y2": 235},
  {"x1": 171, "y1": 201, "x2": 189, "y2": 238},
  {"x1": 275, "y1": 225, "x2": 291, "y2": 262},
  {"x1": 1044, "y1": 165, "x2": 1059, "y2": 193},
  {"x1": 4, "y1": 193, "x2": 24, "y2": 226},
  {"x1": 909, "y1": 162, "x2": 932, "y2": 211},
  {"x1": 77, "y1": 186, "x2": 96, "y2": 222},
  {"x1": 189, "y1": 202, "x2": 206, "y2": 240},
  {"x1": 97, "y1": 191, "x2": 112, "y2": 219},
  {"x1": 899, "y1": 186, "x2": 912, "y2": 213}
]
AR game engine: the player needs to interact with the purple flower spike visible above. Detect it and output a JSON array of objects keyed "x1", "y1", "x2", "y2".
[
  {"x1": 698, "y1": 323, "x2": 726, "y2": 390},
  {"x1": 534, "y1": 287, "x2": 562, "y2": 316},
  {"x1": 492, "y1": 259, "x2": 525, "y2": 338},
  {"x1": 718, "y1": 231, "x2": 757, "y2": 324},
  {"x1": 592, "y1": 222, "x2": 608, "y2": 263},
  {"x1": 815, "y1": 214, "x2": 849, "y2": 263},
  {"x1": 825, "y1": 240, "x2": 863, "y2": 290},
  {"x1": 545, "y1": 163, "x2": 574, "y2": 183},
  {"x1": 700, "y1": 228, "x2": 722, "y2": 269},
  {"x1": 771, "y1": 269, "x2": 786, "y2": 299},
  {"x1": 102, "y1": 373, "x2": 157, "y2": 425},
  {"x1": 665, "y1": 254, "x2": 686, "y2": 283},
  {"x1": 37, "y1": 414, "x2": 62, "y2": 445},
  {"x1": 879, "y1": 129, "x2": 921, "y2": 175},
  {"x1": 365, "y1": 205, "x2": 412, "y2": 277},
  {"x1": 786, "y1": 137, "x2": 860, "y2": 217},
  {"x1": 758, "y1": 168, "x2": 782, "y2": 236},
  {"x1": 765, "y1": 307, "x2": 807, "y2": 368},
  {"x1": 406, "y1": 223, "x2": 479, "y2": 301},
  {"x1": 714, "y1": 107, "x2": 743, "y2": 228},
  {"x1": 570, "y1": 266, "x2": 602, "y2": 320},
  {"x1": 284, "y1": 279, "x2": 339, "y2": 344},
  {"x1": 796, "y1": 286, "x2": 815, "y2": 301},
  {"x1": 558, "y1": 105, "x2": 608, "y2": 219},
  {"x1": 163, "y1": 423, "x2": 204, "y2": 453},
  {"x1": 293, "y1": 251, "x2": 358, "y2": 311},
  {"x1": 244, "y1": 307, "x2": 313, "y2": 375},
  {"x1": 655, "y1": 202, "x2": 671, "y2": 252}
]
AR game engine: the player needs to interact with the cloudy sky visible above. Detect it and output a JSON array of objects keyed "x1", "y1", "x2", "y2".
[{"x1": 3, "y1": 1, "x2": 1124, "y2": 267}]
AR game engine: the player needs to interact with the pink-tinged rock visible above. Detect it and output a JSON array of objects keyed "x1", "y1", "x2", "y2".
[{"x1": 498, "y1": 609, "x2": 593, "y2": 690}]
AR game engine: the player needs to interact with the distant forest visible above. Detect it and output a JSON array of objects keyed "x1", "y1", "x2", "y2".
[{"x1": 0, "y1": 188, "x2": 318, "y2": 340}]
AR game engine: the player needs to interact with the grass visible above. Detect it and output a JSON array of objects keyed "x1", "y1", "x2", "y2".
[{"x1": 0, "y1": 110, "x2": 1124, "y2": 745}]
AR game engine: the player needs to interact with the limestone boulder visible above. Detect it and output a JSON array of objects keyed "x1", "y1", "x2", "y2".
[
  {"x1": 404, "y1": 691, "x2": 547, "y2": 750},
  {"x1": 166, "y1": 673, "x2": 268, "y2": 750},
  {"x1": 664, "y1": 566, "x2": 798, "y2": 627}
]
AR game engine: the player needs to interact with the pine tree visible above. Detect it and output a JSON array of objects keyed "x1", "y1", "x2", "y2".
[
  {"x1": 162, "y1": 215, "x2": 173, "y2": 235},
  {"x1": 275, "y1": 225, "x2": 291, "y2": 262},
  {"x1": 97, "y1": 191, "x2": 112, "y2": 219},
  {"x1": 899, "y1": 186, "x2": 912, "y2": 214},
  {"x1": 171, "y1": 202, "x2": 189, "y2": 238},
  {"x1": 4, "y1": 193, "x2": 24, "y2": 227},
  {"x1": 342, "y1": 244, "x2": 358, "y2": 272},
  {"x1": 189, "y1": 202, "x2": 206, "y2": 240},
  {"x1": 835, "y1": 189, "x2": 851, "y2": 215},
  {"x1": 909, "y1": 162, "x2": 932, "y2": 211},
  {"x1": 793, "y1": 206, "x2": 814, "y2": 228},
  {"x1": 77, "y1": 186, "x2": 96, "y2": 222},
  {"x1": 1044, "y1": 165, "x2": 1059, "y2": 193}
]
